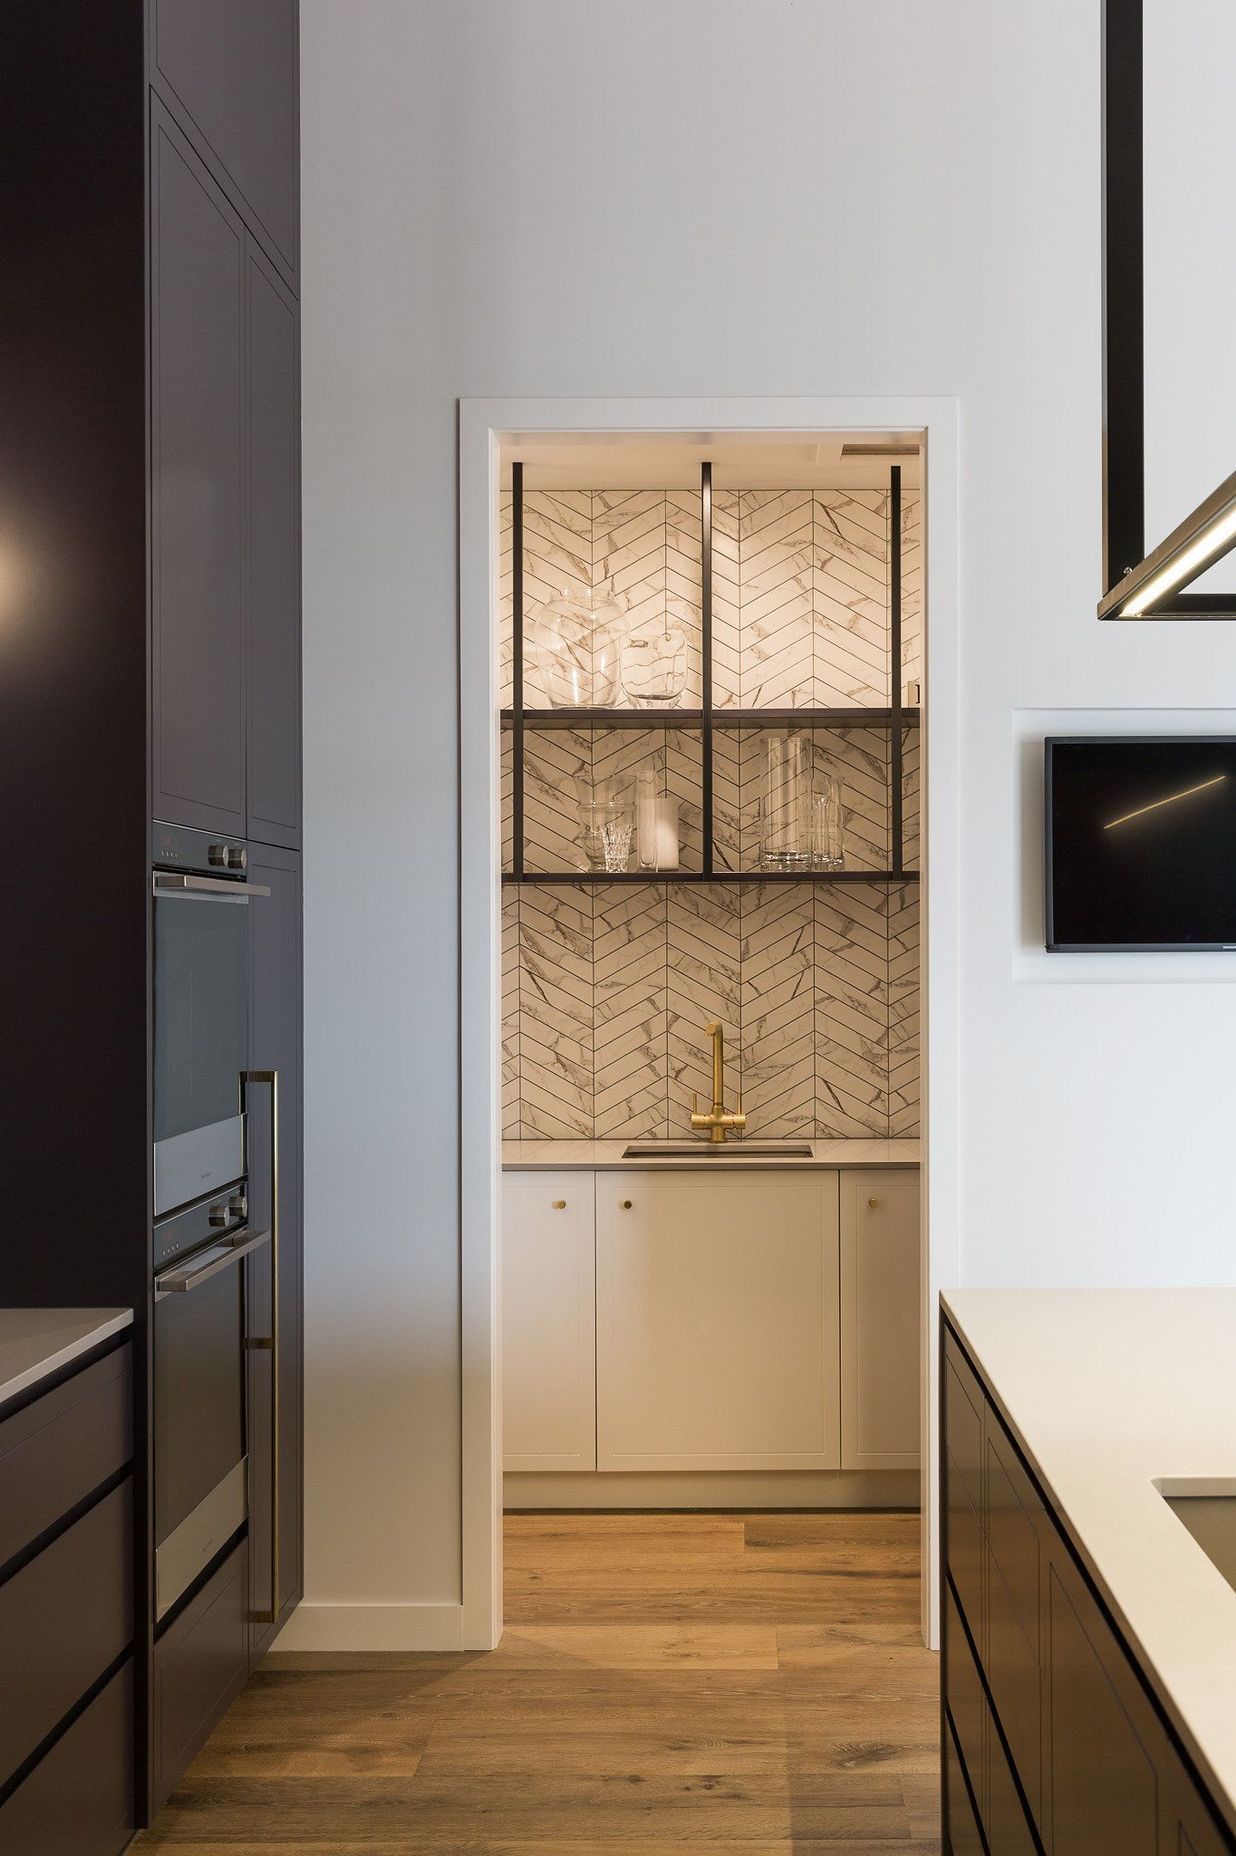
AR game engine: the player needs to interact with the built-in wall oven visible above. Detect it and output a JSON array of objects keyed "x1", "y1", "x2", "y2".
[{"x1": 151, "y1": 823, "x2": 277, "y2": 1620}]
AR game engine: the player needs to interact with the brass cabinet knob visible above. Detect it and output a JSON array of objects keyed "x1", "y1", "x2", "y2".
[
  {"x1": 552, "y1": 1199, "x2": 567, "y2": 1209},
  {"x1": 621, "y1": 1199, "x2": 633, "y2": 1210},
  {"x1": 868, "y1": 1196, "x2": 879, "y2": 1209}
]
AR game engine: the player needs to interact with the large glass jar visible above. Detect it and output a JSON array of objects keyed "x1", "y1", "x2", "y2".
[
  {"x1": 620, "y1": 600, "x2": 690, "y2": 707},
  {"x1": 527, "y1": 585, "x2": 623, "y2": 708}
]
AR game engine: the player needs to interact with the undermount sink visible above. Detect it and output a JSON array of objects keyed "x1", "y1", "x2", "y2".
[
  {"x1": 1157, "y1": 1480, "x2": 1236, "y2": 1594},
  {"x1": 620, "y1": 1140, "x2": 814, "y2": 1159}
]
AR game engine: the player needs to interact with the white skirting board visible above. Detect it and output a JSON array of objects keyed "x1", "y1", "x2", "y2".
[
  {"x1": 267, "y1": 1602, "x2": 472, "y2": 1653},
  {"x1": 504, "y1": 1469, "x2": 920, "y2": 1511}
]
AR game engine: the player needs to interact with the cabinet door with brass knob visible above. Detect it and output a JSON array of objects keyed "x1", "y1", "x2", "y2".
[
  {"x1": 595, "y1": 1171, "x2": 841, "y2": 1472},
  {"x1": 501, "y1": 1172, "x2": 597, "y2": 1472},
  {"x1": 839, "y1": 1168, "x2": 921, "y2": 1470}
]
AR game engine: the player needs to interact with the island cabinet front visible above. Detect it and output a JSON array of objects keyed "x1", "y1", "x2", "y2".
[{"x1": 941, "y1": 1319, "x2": 1235, "y2": 1856}]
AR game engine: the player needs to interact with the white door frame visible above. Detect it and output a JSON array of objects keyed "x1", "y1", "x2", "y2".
[{"x1": 458, "y1": 396, "x2": 961, "y2": 1651}]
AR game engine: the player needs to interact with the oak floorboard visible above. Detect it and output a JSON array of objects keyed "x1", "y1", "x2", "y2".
[{"x1": 135, "y1": 1510, "x2": 940, "y2": 1852}]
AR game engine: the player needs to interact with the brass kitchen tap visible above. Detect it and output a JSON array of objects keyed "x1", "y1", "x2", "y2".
[{"x1": 690, "y1": 1022, "x2": 747, "y2": 1144}]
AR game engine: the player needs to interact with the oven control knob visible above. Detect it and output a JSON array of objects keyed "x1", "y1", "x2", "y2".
[
  {"x1": 227, "y1": 845, "x2": 247, "y2": 871},
  {"x1": 208, "y1": 843, "x2": 228, "y2": 867},
  {"x1": 209, "y1": 1202, "x2": 232, "y2": 1228}
]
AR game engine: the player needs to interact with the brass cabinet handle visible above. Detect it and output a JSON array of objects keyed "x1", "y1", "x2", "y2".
[
  {"x1": 243, "y1": 1068, "x2": 280, "y2": 1627},
  {"x1": 552, "y1": 1199, "x2": 567, "y2": 1210},
  {"x1": 868, "y1": 1196, "x2": 879, "y2": 1208},
  {"x1": 621, "y1": 1199, "x2": 633, "y2": 1210}
]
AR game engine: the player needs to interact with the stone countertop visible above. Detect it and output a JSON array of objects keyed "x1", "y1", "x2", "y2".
[
  {"x1": 0, "y1": 1308, "x2": 134, "y2": 1411},
  {"x1": 502, "y1": 1138, "x2": 920, "y2": 1171},
  {"x1": 943, "y1": 1288, "x2": 1236, "y2": 1836}
]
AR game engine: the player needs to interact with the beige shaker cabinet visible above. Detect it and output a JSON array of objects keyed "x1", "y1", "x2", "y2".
[
  {"x1": 501, "y1": 1171, "x2": 597, "y2": 1471},
  {"x1": 840, "y1": 1168, "x2": 921, "y2": 1470},
  {"x1": 594, "y1": 1171, "x2": 842, "y2": 1471}
]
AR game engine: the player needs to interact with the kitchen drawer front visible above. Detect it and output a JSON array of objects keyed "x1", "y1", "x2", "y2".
[
  {"x1": 985, "y1": 1689, "x2": 1039, "y2": 1856},
  {"x1": 944, "y1": 1337, "x2": 985, "y2": 1647},
  {"x1": 153, "y1": 1537, "x2": 248, "y2": 1806},
  {"x1": 984, "y1": 1417, "x2": 1044, "y2": 1824},
  {"x1": 1043, "y1": 1536, "x2": 1163, "y2": 1856},
  {"x1": 0, "y1": 1343, "x2": 132, "y2": 1572},
  {"x1": 0, "y1": 1658, "x2": 133, "y2": 1856},
  {"x1": 0, "y1": 1481, "x2": 132, "y2": 1781},
  {"x1": 944, "y1": 1718, "x2": 985, "y2": 1856},
  {"x1": 944, "y1": 1582, "x2": 986, "y2": 1825}
]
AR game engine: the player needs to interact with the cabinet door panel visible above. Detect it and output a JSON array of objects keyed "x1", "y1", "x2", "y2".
[
  {"x1": 840, "y1": 1169, "x2": 919, "y2": 1468},
  {"x1": 596, "y1": 1172, "x2": 840, "y2": 1471},
  {"x1": 1044, "y1": 1548, "x2": 1161, "y2": 1856},
  {"x1": 246, "y1": 244, "x2": 301, "y2": 848},
  {"x1": 502, "y1": 1173, "x2": 596, "y2": 1471},
  {"x1": 151, "y1": 103, "x2": 246, "y2": 836},
  {"x1": 945, "y1": 1720, "x2": 985, "y2": 1856},
  {"x1": 944, "y1": 1583, "x2": 986, "y2": 1826},
  {"x1": 943, "y1": 1337, "x2": 985, "y2": 1652},
  {"x1": 1162, "y1": 1762, "x2": 1236, "y2": 1855},
  {"x1": 984, "y1": 1420, "x2": 1044, "y2": 1824},
  {"x1": 152, "y1": 0, "x2": 298, "y2": 283},
  {"x1": 246, "y1": 847, "x2": 303, "y2": 1659}
]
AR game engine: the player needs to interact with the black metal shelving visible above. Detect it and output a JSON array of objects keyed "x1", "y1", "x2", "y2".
[
  {"x1": 506, "y1": 460, "x2": 918, "y2": 887},
  {"x1": 499, "y1": 706, "x2": 920, "y2": 730}
]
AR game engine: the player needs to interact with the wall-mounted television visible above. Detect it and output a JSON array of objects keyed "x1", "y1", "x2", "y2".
[{"x1": 1045, "y1": 737, "x2": 1236, "y2": 950}]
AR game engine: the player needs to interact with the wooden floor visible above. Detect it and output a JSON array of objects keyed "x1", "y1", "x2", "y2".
[{"x1": 136, "y1": 1511, "x2": 940, "y2": 1853}]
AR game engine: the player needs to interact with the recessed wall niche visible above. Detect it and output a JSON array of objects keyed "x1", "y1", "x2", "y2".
[{"x1": 499, "y1": 476, "x2": 921, "y2": 1143}]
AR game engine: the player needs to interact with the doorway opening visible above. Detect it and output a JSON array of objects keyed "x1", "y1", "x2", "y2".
[{"x1": 459, "y1": 401, "x2": 961, "y2": 1664}]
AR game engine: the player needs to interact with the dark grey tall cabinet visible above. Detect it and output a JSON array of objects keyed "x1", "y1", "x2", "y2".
[{"x1": 0, "y1": 0, "x2": 302, "y2": 1833}]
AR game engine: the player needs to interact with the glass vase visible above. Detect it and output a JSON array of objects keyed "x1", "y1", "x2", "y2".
[{"x1": 529, "y1": 585, "x2": 623, "y2": 708}]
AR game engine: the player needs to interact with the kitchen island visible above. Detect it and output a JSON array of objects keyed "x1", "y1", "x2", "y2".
[{"x1": 942, "y1": 1289, "x2": 1236, "y2": 1853}]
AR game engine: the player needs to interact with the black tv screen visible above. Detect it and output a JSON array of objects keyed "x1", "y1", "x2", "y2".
[{"x1": 1046, "y1": 737, "x2": 1236, "y2": 950}]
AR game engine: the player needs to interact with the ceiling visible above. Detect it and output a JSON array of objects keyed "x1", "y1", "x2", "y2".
[{"x1": 498, "y1": 430, "x2": 923, "y2": 492}]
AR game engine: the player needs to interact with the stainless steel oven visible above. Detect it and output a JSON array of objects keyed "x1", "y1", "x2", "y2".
[{"x1": 151, "y1": 823, "x2": 277, "y2": 1619}]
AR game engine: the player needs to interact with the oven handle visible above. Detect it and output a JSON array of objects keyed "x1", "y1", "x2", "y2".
[
  {"x1": 153, "y1": 1226, "x2": 271, "y2": 1298},
  {"x1": 152, "y1": 872, "x2": 271, "y2": 900},
  {"x1": 242, "y1": 1069, "x2": 281, "y2": 1627}
]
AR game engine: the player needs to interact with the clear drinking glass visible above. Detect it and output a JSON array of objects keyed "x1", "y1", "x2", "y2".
[
  {"x1": 810, "y1": 772, "x2": 845, "y2": 870},
  {"x1": 576, "y1": 774, "x2": 619, "y2": 871},
  {"x1": 600, "y1": 817, "x2": 634, "y2": 873},
  {"x1": 759, "y1": 734, "x2": 812, "y2": 871}
]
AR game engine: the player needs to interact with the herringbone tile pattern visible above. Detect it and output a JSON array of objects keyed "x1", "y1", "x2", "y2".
[
  {"x1": 814, "y1": 884, "x2": 891, "y2": 1138},
  {"x1": 888, "y1": 882, "x2": 920, "y2": 1138},
  {"x1": 502, "y1": 874, "x2": 917, "y2": 1139},
  {"x1": 499, "y1": 482, "x2": 920, "y2": 1141}
]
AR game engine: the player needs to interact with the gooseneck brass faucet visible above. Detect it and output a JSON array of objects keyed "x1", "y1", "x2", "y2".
[{"x1": 690, "y1": 1022, "x2": 747, "y2": 1144}]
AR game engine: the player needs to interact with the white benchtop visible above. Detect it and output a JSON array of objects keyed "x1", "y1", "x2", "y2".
[
  {"x1": 943, "y1": 1288, "x2": 1236, "y2": 1834},
  {"x1": 502, "y1": 1138, "x2": 920, "y2": 1171},
  {"x1": 0, "y1": 1308, "x2": 134, "y2": 1410}
]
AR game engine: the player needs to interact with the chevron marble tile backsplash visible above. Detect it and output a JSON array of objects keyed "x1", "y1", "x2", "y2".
[
  {"x1": 502, "y1": 878, "x2": 918, "y2": 1140},
  {"x1": 500, "y1": 483, "x2": 920, "y2": 1141}
]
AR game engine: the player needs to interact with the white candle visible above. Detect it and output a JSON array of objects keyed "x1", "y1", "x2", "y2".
[{"x1": 654, "y1": 795, "x2": 679, "y2": 869}]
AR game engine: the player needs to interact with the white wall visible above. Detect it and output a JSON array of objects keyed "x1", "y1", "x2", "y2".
[{"x1": 297, "y1": 0, "x2": 1236, "y2": 1638}]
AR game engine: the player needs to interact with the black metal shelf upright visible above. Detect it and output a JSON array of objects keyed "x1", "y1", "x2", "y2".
[{"x1": 504, "y1": 458, "x2": 917, "y2": 886}]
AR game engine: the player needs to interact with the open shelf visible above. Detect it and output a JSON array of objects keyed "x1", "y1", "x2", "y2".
[
  {"x1": 503, "y1": 869, "x2": 920, "y2": 886},
  {"x1": 501, "y1": 706, "x2": 919, "y2": 730},
  {"x1": 506, "y1": 459, "x2": 916, "y2": 883}
]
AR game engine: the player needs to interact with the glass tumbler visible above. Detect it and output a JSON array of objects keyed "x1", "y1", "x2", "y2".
[
  {"x1": 810, "y1": 772, "x2": 845, "y2": 870},
  {"x1": 759, "y1": 734, "x2": 812, "y2": 871}
]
